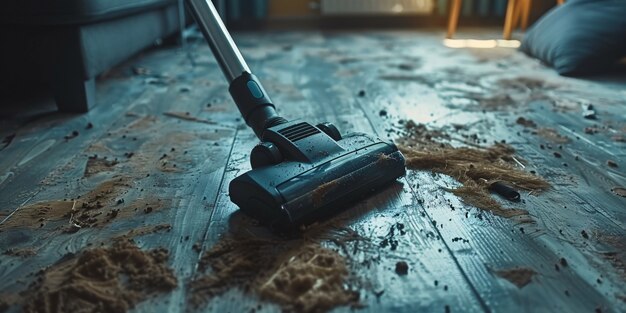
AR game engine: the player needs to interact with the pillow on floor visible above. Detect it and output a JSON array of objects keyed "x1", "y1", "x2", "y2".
[{"x1": 521, "y1": 0, "x2": 626, "y2": 76}]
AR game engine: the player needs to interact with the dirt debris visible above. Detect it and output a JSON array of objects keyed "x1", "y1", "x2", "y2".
[
  {"x1": 397, "y1": 121, "x2": 549, "y2": 220},
  {"x1": 516, "y1": 117, "x2": 537, "y2": 128},
  {"x1": 163, "y1": 112, "x2": 216, "y2": 125},
  {"x1": 495, "y1": 267, "x2": 537, "y2": 288},
  {"x1": 115, "y1": 224, "x2": 172, "y2": 240},
  {"x1": 84, "y1": 156, "x2": 119, "y2": 177},
  {"x1": 594, "y1": 233, "x2": 626, "y2": 281},
  {"x1": 0, "y1": 177, "x2": 165, "y2": 231},
  {"x1": 21, "y1": 239, "x2": 176, "y2": 313},
  {"x1": 312, "y1": 180, "x2": 340, "y2": 208},
  {"x1": 611, "y1": 187, "x2": 626, "y2": 198},
  {"x1": 534, "y1": 128, "x2": 570, "y2": 144},
  {"x1": 258, "y1": 244, "x2": 358, "y2": 313},
  {"x1": 607, "y1": 160, "x2": 618, "y2": 168},
  {"x1": 190, "y1": 230, "x2": 364, "y2": 313},
  {"x1": 3, "y1": 247, "x2": 36, "y2": 258},
  {"x1": 64, "y1": 130, "x2": 79, "y2": 141}
]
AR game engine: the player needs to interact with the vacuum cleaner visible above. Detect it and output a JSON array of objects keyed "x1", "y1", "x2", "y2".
[{"x1": 185, "y1": 0, "x2": 406, "y2": 229}]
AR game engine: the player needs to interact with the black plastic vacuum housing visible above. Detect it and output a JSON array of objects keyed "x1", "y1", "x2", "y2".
[{"x1": 186, "y1": 0, "x2": 406, "y2": 229}]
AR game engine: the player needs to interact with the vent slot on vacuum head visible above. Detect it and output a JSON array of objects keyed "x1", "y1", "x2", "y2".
[{"x1": 278, "y1": 122, "x2": 321, "y2": 142}]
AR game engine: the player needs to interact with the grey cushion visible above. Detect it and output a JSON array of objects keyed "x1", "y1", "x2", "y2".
[
  {"x1": 1, "y1": 0, "x2": 176, "y2": 24},
  {"x1": 521, "y1": 0, "x2": 626, "y2": 76}
]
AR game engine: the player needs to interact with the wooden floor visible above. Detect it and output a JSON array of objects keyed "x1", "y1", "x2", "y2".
[{"x1": 1, "y1": 29, "x2": 625, "y2": 312}]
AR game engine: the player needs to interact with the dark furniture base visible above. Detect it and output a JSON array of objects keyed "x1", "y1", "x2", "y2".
[{"x1": 1, "y1": 1, "x2": 180, "y2": 112}]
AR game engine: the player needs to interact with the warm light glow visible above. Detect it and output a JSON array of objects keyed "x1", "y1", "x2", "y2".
[
  {"x1": 443, "y1": 39, "x2": 521, "y2": 49},
  {"x1": 496, "y1": 39, "x2": 522, "y2": 48}
]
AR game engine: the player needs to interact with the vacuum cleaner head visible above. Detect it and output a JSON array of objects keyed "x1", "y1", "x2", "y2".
[
  {"x1": 184, "y1": 0, "x2": 405, "y2": 230},
  {"x1": 229, "y1": 120, "x2": 406, "y2": 229}
]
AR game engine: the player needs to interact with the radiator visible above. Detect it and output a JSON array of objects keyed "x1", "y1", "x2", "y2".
[{"x1": 320, "y1": 0, "x2": 434, "y2": 15}]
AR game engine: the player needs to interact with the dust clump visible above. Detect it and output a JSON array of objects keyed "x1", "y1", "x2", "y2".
[
  {"x1": 21, "y1": 239, "x2": 176, "y2": 313},
  {"x1": 397, "y1": 121, "x2": 550, "y2": 219},
  {"x1": 516, "y1": 117, "x2": 537, "y2": 128},
  {"x1": 190, "y1": 233, "x2": 361, "y2": 313},
  {"x1": 495, "y1": 267, "x2": 536, "y2": 288},
  {"x1": 3, "y1": 247, "x2": 36, "y2": 258},
  {"x1": 115, "y1": 224, "x2": 172, "y2": 239},
  {"x1": 534, "y1": 128, "x2": 570, "y2": 144},
  {"x1": 0, "y1": 177, "x2": 164, "y2": 231},
  {"x1": 84, "y1": 156, "x2": 119, "y2": 177},
  {"x1": 163, "y1": 112, "x2": 216, "y2": 125},
  {"x1": 258, "y1": 244, "x2": 358, "y2": 313},
  {"x1": 594, "y1": 233, "x2": 626, "y2": 281}
]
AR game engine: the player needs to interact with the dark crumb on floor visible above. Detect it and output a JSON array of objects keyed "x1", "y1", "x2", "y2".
[
  {"x1": 395, "y1": 261, "x2": 408, "y2": 275},
  {"x1": 144, "y1": 207, "x2": 153, "y2": 214},
  {"x1": 553, "y1": 152, "x2": 562, "y2": 158},
  {"x1": 379, "y1": 109, "x2": 388, "y2": 117},
  {"x1": 108, "y1": 209, "x2": 120, "y2": 219},
  {"x1": 357, "y1": 90, "x2": 366, "y2": 97},
  {"x1": 607, "y1": 160, "x2": 618, "y2": 168},
  {"x1": 1, "y1": 133, "x2": 16, "y2": 150},
  {"x1": 495, "y1": 267, "x2": 536, "y2": 288},
  {"x1": 581, "y1": 230, "x2": 589, "y2": 239},
  {"x1": 86, "y1": 122, "x2": 93, "y2": 129},
  {"x1": 560, "y1": 258, "x2": 568, "y2": 267},
  {"x1": 64, "y1": 130, "x2": 79, "y2": 141},
  {"x1": 516, "y1": 117, "x2": 537, "y2": 128}
]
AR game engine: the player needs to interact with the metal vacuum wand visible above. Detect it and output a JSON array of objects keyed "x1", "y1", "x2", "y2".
[
  {"x1": 185, "y1": 0, "x2": 250, "y2": 83},
  {"x1": 185, "y1": 0, "x2": 286, "y2": 138}
]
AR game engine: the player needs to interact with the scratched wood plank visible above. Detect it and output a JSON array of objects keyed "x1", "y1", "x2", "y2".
[
  {"x1": 321, "y1": 30, "x2": 626, "y2": 312},
  {"x1": 0, "y1": 43, "x2": 242, "y2": 313},
  {"x1": 0, "y1": 48, "x2": 185, "y2": 216}
]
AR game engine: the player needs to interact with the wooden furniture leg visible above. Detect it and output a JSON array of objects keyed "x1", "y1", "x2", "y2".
[
  {"x1": 521, "y1": 0, "x2": 532, "y2": 30},
  {"x1": 503, "y1": 0, "x2": 517, "y2": 40},
  {"x1": 557, "y1": 0, "x2": 564, "y2": 4},
  {"x1": 52, "y1": 75, "x2": 96, "y2": 113},
  {"x1": 446, "y1": 0, "x2": 463, "y2": 39}
]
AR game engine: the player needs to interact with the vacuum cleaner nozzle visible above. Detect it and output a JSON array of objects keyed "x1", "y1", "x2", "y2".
[
  {"x1": 184, "y1": 0, "x2": 406, "y2": 229},
  {"x1": 229, "y1": 120, "x2": 406, "y2": 229}
]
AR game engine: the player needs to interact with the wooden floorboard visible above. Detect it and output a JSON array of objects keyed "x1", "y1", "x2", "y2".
[{"x1": 0, "y1": 30, "x2": 624, "y2": 313}]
